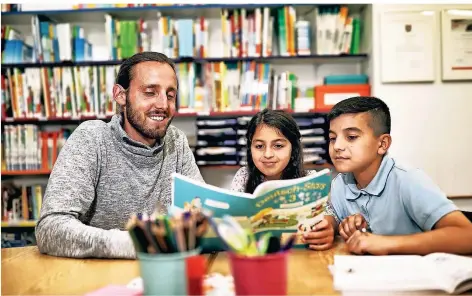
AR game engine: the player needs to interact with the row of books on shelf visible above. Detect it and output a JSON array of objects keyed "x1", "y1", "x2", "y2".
[
  {"x1": 2, "y1": 19, "x2": 96, "y2": 64},
  {"x1": 1, "y1": 62, "x2": 317, "y2": 120},
  {"x1": 1, "y1": 5, "x2": 362, "y2": 63},
  {"x1": 1, "y1": 183, "x2": 44, "y2": 223},
  {"x1": 1, "y1": 125, "x2": 70, "y2": 172},
  {"x1": 316, "y1": 6, "x2": 360, "y2": 55},
  {"x1": 185, "y1": 61, "x2": 288, "y2": 113},
  {"x1": 105, "y1": 17, "x2": 150, "y2": 61},
  {"x1": 73, "y1": 4, "x2": 187, "y2": 9},
  {"x1": 1, "y1": 4, "x2": 203, "y2": 12},
  {"x1": 2, "y1": 63, "x2": 370, "y2": 121},
  {"x1": 0, "y1": 4, "x2": 21, "y2": 12},
  {"x1": 1, "y1": 65, "x2": 119, "y2": 120},
  {"x1": 1, "y1": 26, "x2": 34, "y2": 64},
  {"x1": 2, "y1": 24, "x2": 93, "y2": 65}
]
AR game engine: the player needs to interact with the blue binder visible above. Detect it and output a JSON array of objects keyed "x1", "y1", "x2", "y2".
[{"x1": 324, "y1": 74, "x2": 369, "y2": 85}]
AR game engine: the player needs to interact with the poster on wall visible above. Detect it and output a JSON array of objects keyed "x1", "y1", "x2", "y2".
[
  {"x1": 441, "y1": 9, "x2": 472, "y2": 81},
  {"x1": 379, "y1": 10, "x2": 437, "y2": 83}
]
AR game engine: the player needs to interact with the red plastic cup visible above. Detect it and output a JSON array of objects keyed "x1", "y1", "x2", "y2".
[
  {"x1": 185, "y1": 255, "x2": 206, "y2": 295},
  {"x1": 228, "y1": 251, "x2": 288, "y2": 295}
]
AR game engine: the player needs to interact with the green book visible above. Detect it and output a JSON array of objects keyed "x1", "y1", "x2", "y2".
[
  {"x1": 289, "y1": 72, "x2": 297, "y2": 110},
  {"x1": 350, "y1": 18, "x2": 361, "y2": 54},
  {"x1": 129, "y1": 21, "x2": 138, "y2": 56},
  {"x1": 277, "y1": 7, "x2": 287, "y2": 56}
]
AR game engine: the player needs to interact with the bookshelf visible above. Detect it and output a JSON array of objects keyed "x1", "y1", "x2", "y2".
[
  {"x1": 1, "y1": 3, "x2": 369, "y2": 240},
  {"x1": 2, "y1": 3, "x2": 368, "y2": 117}
]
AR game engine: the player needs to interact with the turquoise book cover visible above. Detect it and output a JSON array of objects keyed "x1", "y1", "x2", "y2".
[{"x1": 171, "y1": 168, "x2": 332, "y2": 253}]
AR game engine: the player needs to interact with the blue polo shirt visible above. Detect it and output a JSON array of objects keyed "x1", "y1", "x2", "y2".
[{"x1": 326, "y1": 155, "x2": 458, "y2": 235}]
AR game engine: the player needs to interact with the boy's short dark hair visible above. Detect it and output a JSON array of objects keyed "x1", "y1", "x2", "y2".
[{"x1": 327, "y1": 96, "x2": 391, "y2": 136}]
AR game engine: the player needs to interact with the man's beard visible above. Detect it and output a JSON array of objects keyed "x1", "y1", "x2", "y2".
[{"x1": 124, "y1": 96, "x2": 173, "y2": 140}]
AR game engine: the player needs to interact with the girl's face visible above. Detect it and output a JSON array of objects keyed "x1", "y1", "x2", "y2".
[{"x1": 251, "y1": 124, "x2": 292, "y2": 180}]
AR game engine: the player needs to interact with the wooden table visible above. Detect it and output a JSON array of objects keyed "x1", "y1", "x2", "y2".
[
  {"x1": 1, "y1": 240, "x2": 349, "y2": 295},
  {"x1": 1, "y1": 246, "x2": 139, "y2": 295}
]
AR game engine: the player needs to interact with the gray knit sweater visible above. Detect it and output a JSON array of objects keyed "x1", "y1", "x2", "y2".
[{"x1": 35, "y1": 114, "x2": 204, "y2": 259}]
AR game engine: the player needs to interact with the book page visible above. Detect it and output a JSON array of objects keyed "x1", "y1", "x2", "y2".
[
  {"x1": 252, "y1": 168, "x2": 331, "y2": 196},
  {"x1": 331, "y1": 255, "x2": 445, "y2": 293},
  {"x1": 249, "y1": 169, "x2": 331, "y2": 238},
  {"x1": 425, "y1": 253, "x2": 472, "y2": 294}
]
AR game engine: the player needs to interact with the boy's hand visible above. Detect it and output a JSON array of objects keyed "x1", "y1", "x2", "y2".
[
  {"x1": 301, "y1": 218, "x2": 335, "y2": 251},
  {"x1": 339, "y1": 213, "x2": 368, "y2": 241},
  {"x1": 346, "y1": 230, "x2": 394, "y2": 255}
]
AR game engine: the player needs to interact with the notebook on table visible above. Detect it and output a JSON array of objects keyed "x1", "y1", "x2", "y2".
[{"x1": 329, "y1": 253, "x2": 472, "y2": 295}]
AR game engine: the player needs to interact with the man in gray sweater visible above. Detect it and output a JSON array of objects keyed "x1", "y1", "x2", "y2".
[{"x1": 35, "y1": 52, "x2": 204, "y2": 259}]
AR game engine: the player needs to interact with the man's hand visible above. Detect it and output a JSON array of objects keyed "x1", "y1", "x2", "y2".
[
  {"x1": 339, "y1": 213, "x2": 368, "y2": 241},
  {"x1": 346, "y1": 230, "x2": 395, "y2": 255},
  {"x1": 301, "y1": 218, "x2": 335, "y2": 251}
]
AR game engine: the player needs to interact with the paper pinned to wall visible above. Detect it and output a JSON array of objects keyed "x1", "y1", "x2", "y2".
[
  {"x1": 441, "y1": 9, "x2": 472, "y2": 81},
  {"x1": 379, "y1": 10, "x2": 437, "y2": 83}
]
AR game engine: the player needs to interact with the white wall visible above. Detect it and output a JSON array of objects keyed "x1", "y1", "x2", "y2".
[{"x1": 371, "y1": 4, "x2": 472, "y2": 202}]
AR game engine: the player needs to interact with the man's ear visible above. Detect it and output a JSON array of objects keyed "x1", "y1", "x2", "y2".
[
  {"x1": 113, "y1": 84, "x2": 126, "y2": 108},
  {"x1": 378, "y1": 134, "x2": 392, "y2": 155}
]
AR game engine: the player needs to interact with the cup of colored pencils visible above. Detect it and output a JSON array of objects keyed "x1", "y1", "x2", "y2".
[
  {"x1": 126, "y1": 209, "x2": 210, "y2": 296},
  {"x1": 209, "y1": 215, "x2": 293, "y2": 296}
]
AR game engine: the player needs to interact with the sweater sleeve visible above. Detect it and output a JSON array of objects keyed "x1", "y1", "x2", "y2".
[
  {"x1": 35, "y1": 122, "x2": 136, "y2": 259},
  {"x1": 180, "y1": 133, "x2": 205, "y2": 183},
  {"x1": 230, "y1": 167, "x2": 249, "y2": 192}
]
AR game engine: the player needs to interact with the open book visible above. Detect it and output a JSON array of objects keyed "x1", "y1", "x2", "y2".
[
  {"x1": 171, "y1": 168, "x2": 332, "y2": 253},
  {"x1": 330, "y1": 253, "x2": 472, "y2": 295}
]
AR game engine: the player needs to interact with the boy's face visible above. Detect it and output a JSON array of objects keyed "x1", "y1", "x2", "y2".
[{"x1": 328, "y1": 112, "x2": 389, "y2": 174}]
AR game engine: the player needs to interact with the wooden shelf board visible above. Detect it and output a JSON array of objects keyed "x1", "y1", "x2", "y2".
[
  {"x1": 448, "y1": 195, "x2": 472, "y2": 200},
  {"x1": 0, "y1": 54, "x2": 368, "y2": 69},
  {"x1": 2, "y1": 170, "x2": 52, "y2": 176},
  {"x1": 1, "y1": 110, "x2": 328, "y2": 124},
  {"x1": 1, "y1": 220, "x2": 37, "y2": 227}
]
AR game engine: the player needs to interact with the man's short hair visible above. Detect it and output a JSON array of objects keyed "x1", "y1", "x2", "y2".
[
  {"x1": 115, "y1": 51, "x2": 178, "y2": 90},
  {"x1": 327, "y1": 96, "x2": 391, "y2": 136}
]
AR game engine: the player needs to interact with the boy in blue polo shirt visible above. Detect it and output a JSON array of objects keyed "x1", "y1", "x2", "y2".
[{"x1": 303, "y1": 96, "x2": 472, "y2": 255}]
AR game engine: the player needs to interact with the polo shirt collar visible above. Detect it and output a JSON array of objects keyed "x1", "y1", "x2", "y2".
[{"x1": 342, "y1": 155, "x2": 395, "y2": 200}]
